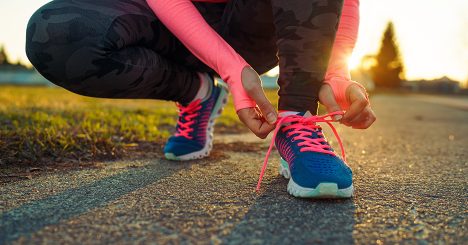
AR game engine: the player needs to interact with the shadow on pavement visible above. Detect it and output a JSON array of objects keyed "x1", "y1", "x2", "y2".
[
  {"x1": 223, "y1": 177, "x2": 356, "y2": 244},
  {"x1": 0, "y1": 159, "x2": 191, "y2": 244}
]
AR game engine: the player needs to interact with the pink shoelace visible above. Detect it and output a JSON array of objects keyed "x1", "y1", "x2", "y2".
[
  {"x1": 175, "y1": 99, "x2": 202, "y2": 140},
  {"x1": 256, "y1": 111, "x2": 347, "y2": 191}
]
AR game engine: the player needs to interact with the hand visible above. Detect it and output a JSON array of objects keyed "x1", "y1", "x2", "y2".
[
  {"x1": 237, "y1": 67, "x2": 277, "y2": 139},
  {"x1": 319, "y1": 83, "x2": 376, "y2": 129}
]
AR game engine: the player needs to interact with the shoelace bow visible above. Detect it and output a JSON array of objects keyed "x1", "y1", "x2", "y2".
[
  {"x1": 256, "y1": 111, "x2": 346, "y2": 191},
  {"x1": 175, "y1": 100, "x2": 202, "y2": 140}
]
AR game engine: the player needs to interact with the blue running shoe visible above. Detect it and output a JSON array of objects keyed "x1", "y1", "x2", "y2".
[
  {"x1": 164, "y1": 73, "x2": 228, "y2": 161},
  {"x1": 257, "y1": 112, "x2": 353, "y2": 198}
]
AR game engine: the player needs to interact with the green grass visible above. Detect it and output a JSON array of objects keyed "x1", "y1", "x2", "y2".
[{"x1": 0, "y1": 85, "x2": 279, "y2": 166}]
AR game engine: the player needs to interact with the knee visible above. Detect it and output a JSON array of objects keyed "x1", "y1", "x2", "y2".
[
  {"x1": 26, "y1": 2, "x2": 107, "y2": 94},
  {"x1": 26, "y1": 3, "x2": 55, "y2": 75},
  {"x1": 26, "y1": 2, "x2": 80, "y2": 86}
]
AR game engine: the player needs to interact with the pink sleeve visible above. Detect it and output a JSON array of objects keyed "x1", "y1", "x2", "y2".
[
  {"x1": 146, "y1": 0, "x2": 256, "y2": 111},
  {"x1": 324, "y1": 0, "x2": 366, "y2": 110}
]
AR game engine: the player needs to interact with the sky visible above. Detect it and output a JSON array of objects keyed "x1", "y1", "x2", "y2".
[{"x1": 1, "y1": 0, "x2": 467, "y2": 85}]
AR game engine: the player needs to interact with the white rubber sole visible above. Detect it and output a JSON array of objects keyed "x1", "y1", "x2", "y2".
[
  {"x1": 279, "y1": 158, "x2": 353, "y2": 198},
  {"x1": 165, "y1": 78, "x2": 229, "y2": 161}
]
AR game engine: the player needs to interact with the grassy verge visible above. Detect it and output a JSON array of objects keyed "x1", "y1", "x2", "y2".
[{"x1": 0, "y1": 85, "x2": 279, "y2": 166}]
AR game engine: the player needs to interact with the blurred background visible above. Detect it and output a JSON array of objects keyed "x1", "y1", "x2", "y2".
[
  {"x1": 0, "y1": 0, "x2": 467, "y2": 167},
  {"x1": 1, "y1": 0, "x2": 467, "y2": 91}
]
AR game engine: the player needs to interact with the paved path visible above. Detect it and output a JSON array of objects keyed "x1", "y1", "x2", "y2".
[{"x1": 1, "y1": 94, "x2": 467, "y2": 244}]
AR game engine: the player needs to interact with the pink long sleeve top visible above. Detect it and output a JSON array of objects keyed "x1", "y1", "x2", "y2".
[
  {"x1": 147, "y1": 0, "x2": 255, "y2": 111},
  {"x1": 325, "y1": 0, "x2": 363, "y2": 110},
  {"x1": 146, "y1": 0, "x2": 360, "y2": 111}
]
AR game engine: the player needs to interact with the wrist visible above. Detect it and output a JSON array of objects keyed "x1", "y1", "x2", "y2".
[{"x1": 324, "y1": 77, "x2": 367, "y2": 110}]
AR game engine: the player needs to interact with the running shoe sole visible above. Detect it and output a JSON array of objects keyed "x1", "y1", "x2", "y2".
[
  {"x1": 164, "y1": 78, "x2": 229, "y2": 161},
  {"x1": 279, "y1": 158, "x2": 353, "y2": 198}
]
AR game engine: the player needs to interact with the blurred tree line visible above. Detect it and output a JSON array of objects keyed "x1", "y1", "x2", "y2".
[
  {"x1": 0, "y1": 45, "x2": 11, "y2": 66},
  {"x1": 371, "y1": 22, "x2": 405, "y2": 88},
  {"x1": 0, "y1": 45, "x2": 29, "y2": 70},
  {"x1": 355, "y1": 22, "x2": 405, "y2": 88}
]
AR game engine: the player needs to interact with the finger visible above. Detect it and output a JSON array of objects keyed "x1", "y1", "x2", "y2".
[
  {"x1": 257, "y1": 121, "x2": 277, "y2": 138},
  {"x1": 252, "y1": 107, "x2": 276, "y2": 137},
  {"x1": 238, "y1": 108, "x2": 275, "y2": 138},
  {"x1": 242, "y1": 68, "x2": 277, "y2": 124},
  {"x1": 319, "y1": 84, "x2": 343, "y2": 121},
  {"x1": 247, "y1": 118, "x2": 275, "y2": 139},
  {"x1": 246, "y1": 84, "x2": 277, "y2": 124},
  {"x1": 342, "y1": 87, "x2": 368, "y2": 124},
  {"x1": 351, "y1": 107, "x2": 377, "y2": 129},
  {"x1": 348, "y1": 106, "x2": 374, "y2": 129},
  {"x1": 348, "y1": 105, "x2": 370, "y2": 126},
  {"x1": 347, "y1": 108, "x2": 369, "y2": 128}
]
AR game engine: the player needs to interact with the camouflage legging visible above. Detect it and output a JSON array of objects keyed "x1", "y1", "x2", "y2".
[{"x1": 26, "y1": 0, "x2": 343, "y2": 111}]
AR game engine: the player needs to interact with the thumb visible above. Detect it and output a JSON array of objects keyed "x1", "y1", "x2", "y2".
[
  {"x1": 254, "y1": 92, "x2": 277, "y2": 124},
  {"x1": 242, "y1": 67, "x2": 277, "y2": 124},
  {"x1": 319, "y1": 84, "x2": 343, "y2": 121}
]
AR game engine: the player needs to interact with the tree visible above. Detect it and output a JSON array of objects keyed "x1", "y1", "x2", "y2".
[
  {"x1": 0, "y1": 45, "x2": 10, "y2": 66},
  {"x1": 371, "y1": 22, "x2": 405, "y2": 88}
]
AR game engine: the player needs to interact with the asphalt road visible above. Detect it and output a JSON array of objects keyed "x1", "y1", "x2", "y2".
[{"x1": 1, "y1": 94, "x2": 467, "y2": 244}]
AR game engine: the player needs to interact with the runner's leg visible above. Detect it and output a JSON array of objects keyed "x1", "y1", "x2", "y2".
[{"x1": 26, "y1": 0, "x2": 220, "y2": 104}]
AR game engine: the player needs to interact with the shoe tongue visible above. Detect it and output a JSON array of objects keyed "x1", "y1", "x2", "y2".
[
  {"x1": 280, "y1": 111, "x2": 322, "y2": 133},
  {"x1": 278, "y1": 111, "x2": 313, "y2": 129}
]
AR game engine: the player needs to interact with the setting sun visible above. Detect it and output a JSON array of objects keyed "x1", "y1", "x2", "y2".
[{"x1": 348, "y1": 54, "x2": 361, "y2": 70}]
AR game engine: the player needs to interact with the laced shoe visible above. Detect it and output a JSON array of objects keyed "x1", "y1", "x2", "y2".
[
  {"x1": 256, "y1": 112, "x2": 353, "y2": 198},
  {"x1": 164, "y1": 74, "x2": 228, "y2": 160}
]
